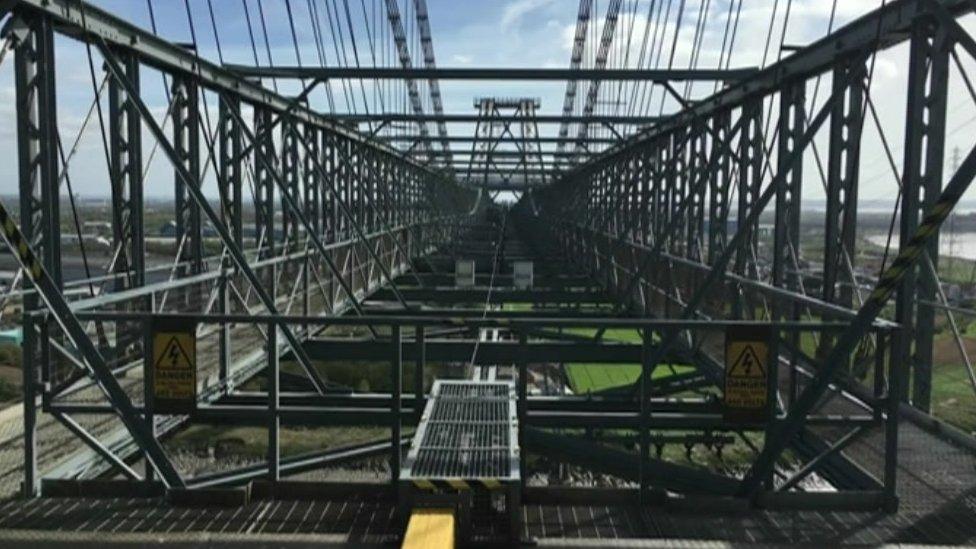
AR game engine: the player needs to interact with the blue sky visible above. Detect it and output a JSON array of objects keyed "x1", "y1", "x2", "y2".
[{"x1": 0, "y1": 0, "x2": 974, "y2": 205}]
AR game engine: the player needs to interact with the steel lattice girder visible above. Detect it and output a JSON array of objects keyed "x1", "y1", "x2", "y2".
[
  {"x1": 528, "y1": 0, "x2": 976, "y2": 509},
  {"x1": 7, "y1": 0, "x2": 429, "y2": 167},
  {"x1": 570, "y1": 0, "x2": 974, "y2": 171},
  {"x1": 391, "y1": 136, "x2": 621, "y2": 145},
  {"x1": 335, "y1": 113, "x2": 661, "y2": 124},
  {"x1": 2, "y1": 0, "x2": 478, "y2": 494}
]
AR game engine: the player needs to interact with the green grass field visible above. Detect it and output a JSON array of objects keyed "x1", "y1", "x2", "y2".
[
  {"x1": 564, "y1": 362, "x2": 695, "y2": 394},
  {"x1": 556, "y1": 326, "x2": 694, "y2": 394}
]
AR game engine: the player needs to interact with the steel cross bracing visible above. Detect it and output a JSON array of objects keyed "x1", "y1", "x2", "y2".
[
  {"x1": 464, "y1": 98, "x2": 549, "y2": 189},
  {"x1": 1, "y1": 0, "x2": 976, "y2": 525},
  {"x1": 557, "y1": 0, "x2": 594, "y2": 152},
  {"x1": 572, "y1": 0, "x2": 622, "y2": 162},
  {"x1": 0, "y1": 0, "x2": 476, "y2": 496},
  {"x1": 384, "y1": 0, "x2": 436, "y2": 165},
  {"x1": 532, "y1": 0, "x2": 976, "y2": 509},
  {"x1": 411, "y1": 0, "x2": 452, "y2": 166}
]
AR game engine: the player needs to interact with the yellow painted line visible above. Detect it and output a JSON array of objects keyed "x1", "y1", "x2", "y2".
[
  {"x1": 402, "y1": 508, "x2": 454, "y2": 549},
  {"x1": 413, "y1": 479, "x2": 435, "y2": 490},
  {"x1": 481, "y1": 478, "x2": 501, "y2": 489},
  {"x1": 446, "y1": 479, "x2": 468, "y2": 490}
]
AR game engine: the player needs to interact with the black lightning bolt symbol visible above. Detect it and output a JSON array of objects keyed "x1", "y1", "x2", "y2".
[{"x1": 168, "y1": 341, "x2": 180, "y2": 366}]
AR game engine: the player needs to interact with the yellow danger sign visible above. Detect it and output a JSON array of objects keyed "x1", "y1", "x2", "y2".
[
  {"x1": 724, "y1": 327, "x2": 771, "y2": 422},
  {"x1": 151, "y1": 321, "x2": 197, "y2": 413},
  {"x1": 727, "y1": 343, "x2": 766, "y2": 379}
]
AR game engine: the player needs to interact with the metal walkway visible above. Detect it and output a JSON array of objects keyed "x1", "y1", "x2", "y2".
[
  {"x1": 401, "y1": 380, "x2": 518, "y2": 485},
  {"x1": 0, "y1": 390, "x2": 973, "y2": 546}
]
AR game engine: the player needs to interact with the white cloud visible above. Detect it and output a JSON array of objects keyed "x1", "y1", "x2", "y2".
[
  {"x1": 501, "y1": 0, "x2": 556, "y2": 30},
  {"x1": 452, "y1": 54, "x2": 473, "y2": 65}
]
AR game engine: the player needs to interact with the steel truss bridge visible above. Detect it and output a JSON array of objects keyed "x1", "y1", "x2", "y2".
[{"x1": 0, "y1": 0, "x2": 975, "y2": 546}]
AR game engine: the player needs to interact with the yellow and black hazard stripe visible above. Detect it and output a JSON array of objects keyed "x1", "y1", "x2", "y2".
[
  {"x1": 411, "y1": 478, "x2": 506, "y2": 491},
  {"x1": 0, "y1": 203, "x2": 43, "y2": 283},
  {"x1": 868, "y1": 198, "x2": 955, "y2": 306}
]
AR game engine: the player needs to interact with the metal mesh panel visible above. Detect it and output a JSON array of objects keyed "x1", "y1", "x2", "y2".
[{"x1": 405, "y1": 380, "x2": 517, "y2": 481}]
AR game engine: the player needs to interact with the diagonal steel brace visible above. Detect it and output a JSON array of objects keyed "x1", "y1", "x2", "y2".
[{"x1": 96, "y1": 40, "x2": 335, "y2": 395}]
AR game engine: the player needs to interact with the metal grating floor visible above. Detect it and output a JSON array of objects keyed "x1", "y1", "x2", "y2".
[
  {"x1": 0, "y1": 412, "x2": 974, "y2": 545},
  {"x1": 403, "y1": 380, "x2": 519, "y2": 481}
]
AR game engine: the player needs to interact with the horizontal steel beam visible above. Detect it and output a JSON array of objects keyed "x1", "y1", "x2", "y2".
[
  {"x1": 440, "y1": 150, "x2": 595, "y2": 158},
  {"x1": 300, "y1": 337, "x2": 655, "y2": 363},
  {"x1": 72, "y1": 310, "x2": 861, "y2": 332},
  {"x1": 452, "y1": 165, "x2": 567, "y2": 171},
  {"x1": 336, "y1": 113, "x2": 661, "y2": 124},
  {"x1": 461, "y1": 181, "x2": 551, "y2": 190},
  {"x1": 366, "y1": 287, "x2": 609, "y2": 303},
  {"x1": 395, "y1": 273, "x2": 595, "y2": 287},
  {"x1": 391, "y1": 136, "x2": 619, "y2": 144},
  {"x1": 359, "y1": 307, "x2": 615, "y2": 318},
  {"x1": 52, "y1": 400, "x2": 875, "y2": 429},
  {"x1": 216, "y1": 392, "x2": 720, "y2": 413},
  {"x1": 226, "y1": 66, "x2": 758, "y2": 81},
  {"x1": 452, "y1": 162, "x2": 571, "y2": 171},
  {"x1": 450, "y1": 158, "x2": 571, "y2": 164}
]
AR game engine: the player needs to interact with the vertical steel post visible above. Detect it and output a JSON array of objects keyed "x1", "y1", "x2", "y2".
[
  {"x1": 639, "y1": 327, "x2": 652, "y2": 504},
  {"x1": 14, "y1": 14, "x2": 59, "y2": 497},
  {"x1": 686, "y1": 119, "x2": 706, "y2": 263},
  {"x1": 898, "y1": 17, "x2": 949, "y2": 412},
  {"x1": 217, "y1": 96, "x2": 241, "y2": 388},
  {"x1": 415, "y1": 325, "x2": 426, "y2": 422},
  {"x1": 819, "y1": 58, "x2": 867, "y2": 386},
  {"x1": 268, "y1": 320, "x2": 279, "y2": 482},
  {"x1": 884, "y1": 332, "x2": 902, "y2": 511},
  {"x1": 281, "y1": 117, "x2": 301, "y2": 251},
  {"x1": 302, "y1": 124, "x2": 318, "y2": 325},
  {"x1": 517, "y1": 331, "x2": 527, "y2": 493},
  {"x1": 391, "y1": 325, "x2": 402, "y2": 483},
  {"x1": 218, "y1": 96, "x2": 244, "y2": 248},
  {"x1": 22, "y1": 314, "x2": 37, "y2": 497},
  {"x1": 823, "y1": 59, "x2": 865, "y2": 309},
  {"x1": 304, "y1": 125, "x2": 322, "y2": 236},
  {"x1": 39, "y1": 319, "x2": 50, "y2": 409},
  {"x1": 707, "y1": 110, "x2": 732, "y2": 266},
  {"x1": 107, "y1": 48, "x2": 144, "y2": 297},
  {"x1": 322, "y1": 130, "x2": 335, "y2": 242},
  {"x1": 639, "y1": 147, "x2": 651, "y2": 246},
  {"x1": 218, "y1": 267, "x2": 230, "y2": 385},
  {"x1": 254, "y1": 108, "x2": 275, "y2": 261},
  {"x1": 651, "y1": 139, "x2": 665, "y2": 312},
  {"x1": 770, "y1": 81, "x2": 805, "y2": 490},
  {"x1": 142, "y1": 317, "x2": 155, "y2": 484},
  {"x1": 734, "y1": 98, "x2": 763, "y2": 319},
  {"x1": 15, "y1": 14, "x2": 61, "y2": 293},
  {"x1": 172, "y1": 76, "x2": 202, "y2": 278}
]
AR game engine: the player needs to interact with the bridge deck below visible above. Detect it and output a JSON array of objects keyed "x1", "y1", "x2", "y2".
[{"x1": 0, "y1": 415, "x2": 972, "y2": 545}]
